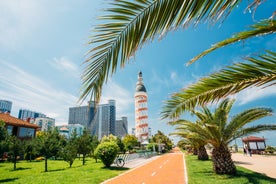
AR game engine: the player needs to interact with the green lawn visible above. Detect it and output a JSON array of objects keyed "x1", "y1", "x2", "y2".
[
  {"x1": 0, "y1": 158, "x2": 127, "y2": 184},
  {"x1": 186, "y1": 154, "x2": 276, "y2": 184}
]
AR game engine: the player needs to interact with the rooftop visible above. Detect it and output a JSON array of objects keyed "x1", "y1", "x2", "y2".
[
  {"x1": 0, "y1": 113, "x2": 40, "y2": 129},
  {"x1": 242, "y1": 136, "x2": 266, "y2": 142}
]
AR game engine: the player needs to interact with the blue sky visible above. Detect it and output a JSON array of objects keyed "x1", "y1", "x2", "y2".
[{"x1": 1, "y1": 1, "x2": 275, "y2": 146}]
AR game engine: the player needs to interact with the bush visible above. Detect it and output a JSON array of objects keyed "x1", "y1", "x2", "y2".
[
  {"x1": 265, "y1": 146, "x2": 275, "y2": 154},
  {"x1": 146, "y1": 143, "x2": 158, "y2": 152},
  {"x1": 95, "y1": 142, "x2": 119, "y2": 167}
]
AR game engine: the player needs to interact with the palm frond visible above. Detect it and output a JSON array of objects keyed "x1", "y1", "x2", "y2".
[
  {"x1": 161, "y1": 51, "x2": 276, "y2": 119},
  {"x1": 225, "y1": 107, "x2": 273, "y2": 139},
  {"x1": 228, "y1": 124, "x2": 276, "y2": 144},
  {"x1": 188, "y1": 19, "x2": 276, "y2": 65},
  {"x1": 81, "y1": 0, "x2": 242, "y2": 103}
]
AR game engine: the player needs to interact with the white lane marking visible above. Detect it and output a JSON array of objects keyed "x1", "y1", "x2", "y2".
[{"x1": 183, "y1": 153, "x2": 188, "y2": 184}]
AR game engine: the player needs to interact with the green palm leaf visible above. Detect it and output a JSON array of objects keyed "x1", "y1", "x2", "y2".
[
  {"x1": 188, "y1": 19, "x2": 276, "y2": 65},
  {"x1": 170, "y1": 99, "x2": 275, "y2": 147},
  {"x1": 81, "y1": 0, "x2": 242, "y2": 103},
  {"x1": 161, "y1": 51, "x2": 276, "y2": 119}
]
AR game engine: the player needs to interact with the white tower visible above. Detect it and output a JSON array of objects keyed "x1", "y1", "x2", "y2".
[{"x1": 134, "y1": 71, "x2": 149, "y2": 144}]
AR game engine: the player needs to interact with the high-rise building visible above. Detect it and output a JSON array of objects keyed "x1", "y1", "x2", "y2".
[
  {"x1": 68, "y1": 101, "x2": 95, "y2": 129},
  {"x1": 34, "y1": 117, "x2": 55, "y2": 132},
  {"x1": 115, "y1": 116, "x2": 128, "y2": 138},
  {"x1": 91, "y1": 100, "x2": 116, "y2": 139},
  {"x1": 18, "y1": 109, "x2": 46, "y2": 121},
  {"x1": 134, "y1": 71, "x2": 149, "y2": 144},
  {"x1": 0, "y1": 100, "x2": 12, "y2": 113}
]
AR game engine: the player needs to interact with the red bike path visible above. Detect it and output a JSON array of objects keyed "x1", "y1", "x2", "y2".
[{"x1": 102, "y1": 148, "x2": 187, "y2": 184}]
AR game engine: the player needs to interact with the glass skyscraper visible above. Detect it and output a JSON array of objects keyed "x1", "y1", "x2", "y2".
[
  {"x1": 115, "y1": 116, "x2": 128, "y2": 138},
  {"x1": 18, "y1": 109, "x2": 46, "y2": 121},
  {"x1": 0, "y1": 100, "x2": 12, "y2": 113},
  {"x1": 91, "y1": 100, "x2": 116, "y2": 139},
  {"x1": 68, "y1": 101, "x2": 95, "y2": 129}
]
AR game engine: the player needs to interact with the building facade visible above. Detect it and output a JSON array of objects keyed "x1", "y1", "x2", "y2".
[
  {"x1": 115, "y1": 116, "x2": 128, "y2": 138},
  {"x1": 134, "y1": 71, "x2": 149, "y2": 144},
  {"x1": 34, "y1": 117, "x2": 55, "y2": 132},
  {"x1": 0, "y1": 100, "x2": 12, "y2": 113},
  {"x1": 68, "y1": 101, "x2": 95, "y2": 129},
  {"x1": 0, "y1": 112, "x2": 40, "y2": 140},
  {"x1": 18, "y1": 109, "x2": 46, "y2": 121},
  {"x1": 91, "y1": 100, "x2": 116, "y2": 139}
]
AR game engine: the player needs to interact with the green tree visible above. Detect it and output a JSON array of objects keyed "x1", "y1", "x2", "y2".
[
  {"x1": 62, "y1": 141, "x2": 78, "y2": 168},
  {"x1": 101, "y1": 134, "x2": 117, "y2": 143},
  {"x1": 8, "y1": 136, "x2": 23, "y2": 170},
  {"x1": 116, "y1": 137, "x2": 125, "y2": 153},
  {"x1": 146, "y1": 143, "x2": 158, "y2": 152},
  {"x1": 37, "y1": 129, "x2": 62, "y2": 172},
  {"x1": 175, "y1": 98, "x2": 275, "y2": 174},
  {"x1": 77, "y1": 128, "x2": 92, "y2": 165},
  {"x1": 151, "y1": 130, "x2": 173, "y2": 152},
  {"x1": 122, "y1": 135, "x2": 138, "y2": 151},
  {"x1": 23, "y1": 139, "x2": 39, "y2": 162},
  {"x1": 0, "y1": 121, "x2": 8, "y2": 160},
  {"x1": 90, "y1": 135, "x2": 100, "y2": 162}
]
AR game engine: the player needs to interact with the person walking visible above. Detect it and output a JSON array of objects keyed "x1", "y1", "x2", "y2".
[
  {"x1": 243, "y1": 147, "x2": 247, "y2": 156},
  {"x1": 248, "y1": 148, "x2": 252, "y2": 157}
]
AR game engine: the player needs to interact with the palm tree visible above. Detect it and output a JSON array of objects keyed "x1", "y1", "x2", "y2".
[
  {"x1": 176, "y1": 98, "x2": 275, "y2": 174},
  {"x1": 81, "y1": 0, "x2": 275, "y2": 104},
  {"x1": 161, "y1": 51, "x2": 276, "y2": 119},
  {"x1": 170, "y1": 120, "x2": 209, "y2": 160}
]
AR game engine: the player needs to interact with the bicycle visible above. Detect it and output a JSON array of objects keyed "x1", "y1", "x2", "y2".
[{"x1": 114, "y1": 156, "x2": 125, "y2": 167}]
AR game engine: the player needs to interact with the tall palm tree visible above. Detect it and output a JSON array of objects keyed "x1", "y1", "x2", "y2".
[
  {"x1": 162, "y1": 51, "x2": 276, "y2": 119},
  {"x1": 81, "y1": 0, "x2": 274, "y2": 104},
  {"x1": 176, "y1": 98, "x2": 275, "y2": 174}
]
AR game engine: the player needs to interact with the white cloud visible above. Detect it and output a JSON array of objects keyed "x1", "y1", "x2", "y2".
[
  {"x1": 0, "y1": 60, "x2": 78, "y2": 124},
  {"x1": 49, "y1": 57, "x2": 80, "y2": 77},
  {"x1": 235, "y1": 86, "x2": 276, "y2": 105},
  {"x1": 170, "y1": 72, "x2": 177, "y2": 81}
]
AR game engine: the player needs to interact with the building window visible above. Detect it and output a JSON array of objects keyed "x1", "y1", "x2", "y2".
[
  {"x1": 19, "y1": 127, "x2": 35, "y2": 138},
  {"x1": 7, "y1": 126, "x2": 13, "y2": 135}
]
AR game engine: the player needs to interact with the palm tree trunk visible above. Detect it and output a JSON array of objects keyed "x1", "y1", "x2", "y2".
[
  {"x1": 198, "y1": 145, "x2": 209, "y2": 160},
  {"x1": 193, "y1": 147, "x2": 198, "y2": 155},
  {"x1": 211, "y1": 144, "x2": 236, "y2": 174}
]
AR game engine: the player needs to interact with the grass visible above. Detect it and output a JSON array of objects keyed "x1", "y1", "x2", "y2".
[
  {"x1": 186, "y1": 154, "x2": 276, "y2": 184},
  {"x1": 0, "y1": 158, "x2": 127, "y2": 184}
]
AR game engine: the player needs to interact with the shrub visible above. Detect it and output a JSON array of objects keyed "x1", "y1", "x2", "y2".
[
  {"x1": 95, "y1": 142, "x2": 119, "y2": 167},
  {"x1": 265, "y1": 146, "x2": 275, "y2": 154},
  {"x1": 146, "y1": 143, "x2": 158, "y2": 152}
]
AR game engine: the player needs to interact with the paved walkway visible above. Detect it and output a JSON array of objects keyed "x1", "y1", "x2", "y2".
[
  {"x1": 232, "y1": 153, "x2": 276, "y2": 179},
  {"x1": 102, "y1": 148, "x2": 187, "y2": 184}
]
